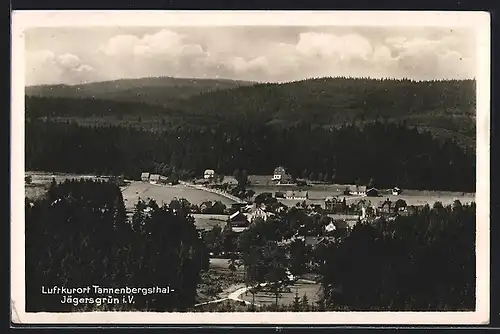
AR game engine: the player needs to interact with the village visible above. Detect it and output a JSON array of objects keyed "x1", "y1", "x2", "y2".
[{"x1": 135, "y1": 165, "x2": 415, "y2": 249}]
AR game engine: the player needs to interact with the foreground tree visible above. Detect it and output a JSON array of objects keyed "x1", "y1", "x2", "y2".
[
  {"x1": 26, "y1": 179, "x2": 208, "y2": 312},
  {"x1": 320, "y1": 202, "x2": 476, "y2": 311}
]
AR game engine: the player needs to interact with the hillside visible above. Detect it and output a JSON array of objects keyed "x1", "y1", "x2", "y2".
[
  {"x1": 25, "y1": 76, "x2": 257, "y2": 107},
  {"x1": 172, "y1": 77, "x2": 476, "y2": 147},
  {"x1": 24, "y1": 77, "x2": 476, "y2": 148}
]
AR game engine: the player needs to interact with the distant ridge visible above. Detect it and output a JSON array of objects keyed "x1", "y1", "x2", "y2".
[
  {"x1": 25, "y1": 76, "x2": 476, "y2": 148},
  {"x1": 25, "y1": 76, "x2": 257, "y2": 107}
]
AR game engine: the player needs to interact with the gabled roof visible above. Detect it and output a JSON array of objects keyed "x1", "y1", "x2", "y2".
[{"x1": 141, "y1": 172, "x2": 150, "y2": 177}]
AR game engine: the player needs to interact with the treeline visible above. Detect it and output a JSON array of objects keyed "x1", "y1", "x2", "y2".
[
  {"x1": 26, "y1": 119, "x2": 475, "y2": 191},
  {"x1": 25, "y1": 179, "x2": 208, "y2": 312},
  {"x1": 320, "y1": 202, "x2": 476, "y2": 311}
]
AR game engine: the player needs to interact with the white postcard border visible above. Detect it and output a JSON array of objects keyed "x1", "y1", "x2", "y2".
[{"x1": 11, "y1": 10, "x2": 491, "y2": 325}]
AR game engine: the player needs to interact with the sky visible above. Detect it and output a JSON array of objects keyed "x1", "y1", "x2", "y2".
[{"x1": 24, "y1": 26, "x2": 477, "y2": 86}]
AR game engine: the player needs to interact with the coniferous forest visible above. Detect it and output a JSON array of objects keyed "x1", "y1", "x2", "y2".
[
  {"x1": 26, "y1": 179, "x2": 209, "y2": 312},
  {"x1": 26, "y1": 118, "x2": 475, "y2": 192}
]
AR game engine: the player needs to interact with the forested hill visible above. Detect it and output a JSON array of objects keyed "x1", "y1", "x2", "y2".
[
  {"x1": 172, "y1": 77, "x2": 476, "y2": 147},
  {"x1": 25, "y1": 77, "x2": 476, "y2": 148},
  {"x1": 25, "y1": 76, "x2": 256, "y2": 107}
]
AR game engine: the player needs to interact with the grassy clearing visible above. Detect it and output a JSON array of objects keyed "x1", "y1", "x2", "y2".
[{"x1": 121, "y1": 181, "x2": 237, "y2": 210}]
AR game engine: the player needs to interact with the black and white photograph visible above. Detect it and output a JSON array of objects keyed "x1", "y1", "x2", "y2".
[{"x1": 11, "y1": 11, "x2": 490, "y2": 325}]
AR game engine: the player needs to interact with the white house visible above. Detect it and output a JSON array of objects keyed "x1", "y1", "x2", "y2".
[
  {"x1": 141, "y1": 172, "x2": 150, "y2": 182},
  {"x1": 204, "y1": 169, "x2": 216, "y2": 180},
  {"x1": 149, "y1": 174, "x2": 160, "y2": 184},
  {"x1": 392, "y1": 187, "x2": 402, "y2": 195}
]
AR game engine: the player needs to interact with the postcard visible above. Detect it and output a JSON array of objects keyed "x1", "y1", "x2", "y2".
[{"x1": 11, "y1": 10, "x2": 490, "y2": 325}]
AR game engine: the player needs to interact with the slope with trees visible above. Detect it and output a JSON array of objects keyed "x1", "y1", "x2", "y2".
[{"x1": 25, "y1": 179, "x2": 208, "y2": 312}]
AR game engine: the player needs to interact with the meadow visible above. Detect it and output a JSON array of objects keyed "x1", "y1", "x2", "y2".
[
  {"x1": 121, "y1": 181, "x2": 237, "y2": 210},
  {"x1": 246, "y1": 175, "x2": 475, "y2": 207}
]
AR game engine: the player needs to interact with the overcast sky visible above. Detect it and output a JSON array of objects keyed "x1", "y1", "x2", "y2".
[{"x1": 24, "y1": 26, "x2": 476, "y2": 86}]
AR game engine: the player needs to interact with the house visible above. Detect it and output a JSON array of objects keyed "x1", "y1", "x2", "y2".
[
  {"x1": 141, "y1": 172, "x2": 150, "y2": 182},
  {"x1": 325, "y1": 196, "x2": 338, "y2": 211},
  {"x1": 200, "y1": 201, "x2": 213, "y2": 213},
  {"x1": 158, "y1": 175, "x2": 169, "y2": 184},
  {"x1": 378, "y1": 199, "x2": 393, "y2": 214},
  {"x1": 244, "y1": 206, "x2": 271, "y2": 222},
  {"x1": 344, "y1": 185, "x2": 367, "y2": 196},
  {"x1": 149, "y1": 174, "x2": 160, "y2": 184},
  {"x1": 272, "y1": 166, "x2": 287, "y2": 181},
  {"x1": 392, "y1": 187, "x2": 402, "y2": 195},
  {"x1": 229, "y1": 211, "x2": 249, "y2": 227},
  {"x1": 366, "y1": 187, "x2": 380, "y2": 197},
  {"x1": 325, "y1": 222, "x2": 337, "y2": 233},
  {"x1": 285, "y1": 190, "x2": 308, "y2": 200},
  {"x1": 204, "y1": 169, "x2": 216, "y2": 180}
]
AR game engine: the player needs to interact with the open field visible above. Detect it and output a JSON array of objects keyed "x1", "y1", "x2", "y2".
[
  {"x1": 240, "y1": 280, "x2": 321, "y2": 307},
  {"x1": 121, "y1": 181, "x2": 237, "y2": 210},
  {"x1": 246, "y1": 177, "x2": 475, "y2": 208},
  {"x1": 25, "y1": 172, "x2": 475, "y2": 209},
  {"x1": 25, "y1": 172, "x2": 111, "y2": 200}
]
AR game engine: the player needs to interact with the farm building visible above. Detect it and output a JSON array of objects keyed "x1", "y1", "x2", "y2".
[
  {"x1": 204, "y1": 169, "x2": 216, "y2": 180},
  {"x1": 392, "y1": 187, "x2": 402, "y2": 195},
  {"x1": 285, "y1": 190, "x2": 308, "y2": 200},
  {"x1": 344, "y1": 185, "x2": 367, "y2": 196},
  {"x1": 366, "y1": 187, "x2": 380, "y2": 197},
  {"x1": 141, "y1": 172, "x2": 150, "y2": 182},
  {"x1": 149, "y1": 174, "x2": 161, "y2": 184}
]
